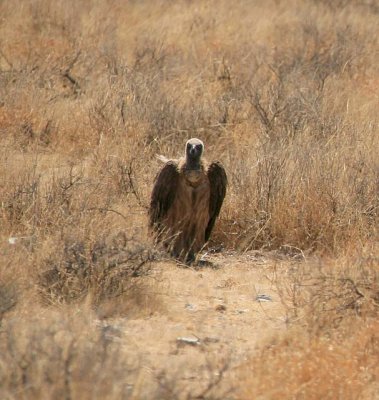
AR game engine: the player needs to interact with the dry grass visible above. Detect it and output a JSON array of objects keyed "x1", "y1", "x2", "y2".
[
  {"x1": 0, "y1": 308, "x2": 136, "y2": 400},
  {"x1": 239, "y1": 244, "x2": 379, "y2": 399},
  {"x1": 240, "y1": 319, "x2": 379, "y2": 399},
  {"x1": 0, "y1": 0, "x2": 378, "y2": 398}
]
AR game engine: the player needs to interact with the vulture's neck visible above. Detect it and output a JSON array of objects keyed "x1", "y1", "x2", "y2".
[
  {"x1": 185, "y1": 157, "x2": 201, "y2": 171},
  {"x1": 182, "y1": 157, "x2": 204, "y2": 186}
]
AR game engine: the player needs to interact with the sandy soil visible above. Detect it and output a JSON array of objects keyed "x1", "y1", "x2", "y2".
[{"x1": 97, "y1": 252, "x2": 289, "y2": 399}]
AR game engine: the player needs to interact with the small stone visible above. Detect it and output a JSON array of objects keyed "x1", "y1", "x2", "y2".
[
  {"x1": 255, "y1": 294, "x2": 273, "y2": 302},
  {"x1": 8, "y1": 237, "x2": 17, "y2": 245},
  {"x1": 215, "y1": 304, "x2": 227, "y2": 312},
  {"x1": 176, "y1": 336, "x2": 201, "y2": 346}
]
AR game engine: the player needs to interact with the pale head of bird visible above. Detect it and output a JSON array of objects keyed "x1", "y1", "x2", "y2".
[{"x1": 185, "y1": 138, "x2": 204, "y2": 163}]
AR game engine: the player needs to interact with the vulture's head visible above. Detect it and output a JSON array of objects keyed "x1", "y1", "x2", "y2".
[{"x1": 185, "y1": 138, "x2": 204, "y2": 163}]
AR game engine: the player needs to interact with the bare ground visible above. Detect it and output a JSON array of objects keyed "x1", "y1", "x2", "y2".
[{"x1": 94, "y1": 253, "x2": 289, "y2": 399}]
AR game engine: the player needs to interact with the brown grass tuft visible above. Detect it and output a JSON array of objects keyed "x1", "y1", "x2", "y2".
[
  {"x1": 239, "y1": 245, "x2": 379, "y2": 399},
  {"x1": 0, "y1": 309, "x2": 136, "y2": 400}
]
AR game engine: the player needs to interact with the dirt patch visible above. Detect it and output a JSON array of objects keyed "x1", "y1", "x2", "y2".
[{"x1": 96, "y1": 253, "x2": 288, "y2": 398}]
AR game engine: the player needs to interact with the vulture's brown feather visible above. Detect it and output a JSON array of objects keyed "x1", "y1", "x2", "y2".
[
  {"x1": 149, "y1": 161, "x2": 179, "y2": 230},
  {"x1": 149, "y1": 139, "x2": 227, "y2": 263},
  {"x1": 206, "y1": 161, "x2": 228, "y2": 242}
]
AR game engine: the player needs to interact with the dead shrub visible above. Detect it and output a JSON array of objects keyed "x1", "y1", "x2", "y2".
[
  {"x1": 39, "y1": 231, "x2": 156, "y2": 307},
  {"x1": 0, "y1": 282, "x2": 17, "y2": 322},
  {"x1": 239, "y1": 246, "x2": 379, "y2": 399},
  {"x1": 156, "y1": 360, "x2": 234, "y2": 400},
  {"x1": 0, "y1": 310, "x2": 135, "y2": 400},
  {"x1": 1, "y1": 168, "x2": 40, "y2": 231},
  {"x1": 272, "y1": 246, "x2": 379, "y2": 330}
]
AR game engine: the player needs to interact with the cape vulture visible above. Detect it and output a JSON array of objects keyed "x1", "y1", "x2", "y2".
[{"x1": 149, "y1": 138, "x2": 227, "y2": 263}]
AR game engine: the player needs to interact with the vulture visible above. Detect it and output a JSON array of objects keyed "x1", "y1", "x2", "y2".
[{"x1": 149, "y1": 138, "x2": 227, "y2": 263}]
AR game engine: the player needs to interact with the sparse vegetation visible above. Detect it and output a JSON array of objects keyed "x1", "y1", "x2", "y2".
[
  {"x1": 239, "y1": 245, "x2": 379, "y2": 399},
  {"x1": 0, "y1": 0, "x2": 378, "y2": 398}
]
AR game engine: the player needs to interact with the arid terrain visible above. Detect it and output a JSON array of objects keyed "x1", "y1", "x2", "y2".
[{"x1": 0, "y1": 0, "x2": 378, "y2": 399}]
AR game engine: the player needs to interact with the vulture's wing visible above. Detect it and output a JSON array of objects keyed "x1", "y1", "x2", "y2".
[
  {"x1": 205, "y1": 161, "x2": 227, "y2": 242},
  {"x1": 149, "y1": 161, "x2": 180, "y2": 229}
]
